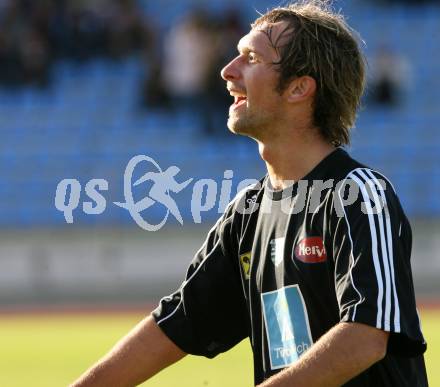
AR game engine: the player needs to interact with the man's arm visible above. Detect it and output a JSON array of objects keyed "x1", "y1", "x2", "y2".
[
  {"x1": 258, "y1": 322, "x2": 389, "y2": 387},
  {"x1": 70, "y1": 315, "x2": 186, "y2": 387}
]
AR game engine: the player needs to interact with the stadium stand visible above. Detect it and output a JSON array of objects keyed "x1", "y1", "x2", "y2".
[{"x1": 1, "y1": 0, "x2": 439, "y2": 227}]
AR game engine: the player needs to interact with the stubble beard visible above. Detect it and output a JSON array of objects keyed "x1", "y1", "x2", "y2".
[{"x1": 227, "y1": 105, "x2": 273, "y2": 139}]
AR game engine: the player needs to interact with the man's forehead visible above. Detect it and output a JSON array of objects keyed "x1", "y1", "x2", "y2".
[{"x1": 238, "y1": 21, "x2": 290, "y2": 56}]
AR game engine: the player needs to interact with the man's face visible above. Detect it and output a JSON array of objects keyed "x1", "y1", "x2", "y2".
[{"x1": 220, "y1": 22, "x2": 287, "y2": 139}]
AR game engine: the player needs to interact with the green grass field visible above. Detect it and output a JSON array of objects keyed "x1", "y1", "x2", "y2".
[{"x1": 0, "y1": 309, "x2": 438, "y2": 387}]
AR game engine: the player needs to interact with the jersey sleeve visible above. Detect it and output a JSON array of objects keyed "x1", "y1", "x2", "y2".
[
  {"x1": 331, "y1": 168, "x2": 426, "y2": 357},
  {"x1": 151, "y1": 206, "x2": 249, "y2": 358}
]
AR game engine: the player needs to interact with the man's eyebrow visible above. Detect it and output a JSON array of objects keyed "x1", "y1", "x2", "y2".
[{"x1": 237, "y1": 41, "x2": 263, "y2": 57}]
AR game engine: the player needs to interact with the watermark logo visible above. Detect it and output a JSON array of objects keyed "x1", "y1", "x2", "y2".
[
  {"x1": 54, "y1": 154, "x2": 260, "y2": 230},
  {"x1": 54, "y1": 155, "x2": 388, "y2": 231},
  {"x1": 113, "y1": 155, "x2": 192, "y2": 231}
]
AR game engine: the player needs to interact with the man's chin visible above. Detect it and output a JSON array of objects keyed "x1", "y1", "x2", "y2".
[{"x1": 227, "y1": 117, "x2": 253, "y2": 136}]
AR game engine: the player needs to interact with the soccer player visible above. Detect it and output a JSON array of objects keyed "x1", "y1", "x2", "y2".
[{"x1": 71, "y1": 2, "x2": 428, "y2": 386}]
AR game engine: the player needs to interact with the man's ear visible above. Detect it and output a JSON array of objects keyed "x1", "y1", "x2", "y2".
[{"x1": 285, "y1": 76, "x2": 316, "y2": 103}]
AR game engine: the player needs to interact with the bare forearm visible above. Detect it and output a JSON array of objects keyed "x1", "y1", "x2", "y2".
[
  {"x1": 258, "y1": 322, "x2": 389, "y2": 387},
  {"x1": 70, "y1": 315, "x2": 186, "y2": 387}
]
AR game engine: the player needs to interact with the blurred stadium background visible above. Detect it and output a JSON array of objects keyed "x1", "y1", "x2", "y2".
[{"x1": 0, "y1": 0, "x2": 439, "y2": 386}]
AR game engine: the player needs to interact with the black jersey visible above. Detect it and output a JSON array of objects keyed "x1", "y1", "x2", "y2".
[{"x1": 153, "y1": 148, "x2": 428, "y2": 386}]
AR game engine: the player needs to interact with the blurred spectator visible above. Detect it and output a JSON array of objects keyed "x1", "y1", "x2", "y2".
[
  {"x1": 69, "y1": 4, "x2": 107, "y2": 60},
  {"x1": 0, "y1": 0, "x2": 243, "y2": 136},
  {"x1": 141, "y1": 8, "x2": 246, "y2": 136},
  {"x1": 201, "y1": 7, "x2": 246, "y2": 135},
  {"x1": 140, "y1": 14, "x2": 167, "y2": 110},
  {"x1": 141, "y1": 57, "x2": 170, "y2": 110},
  {"x1": 106, "y1": 0, "x2": 149, "y2": 59},
  {"x1": 161, "y1": 9, "x2": 214, "y2": 114},
  {"x1": 19, "y1": 27, "x2": 51, "y2": 87},
  {"x1": 0, "y1": 0, "x2": 154, "y2": 88},
  {"x1": 46, "y1": 0, "x2": 73, "y2": 58},
  {"x1": 368, "y1": 45, "x2": 410, "y2": 107},
  {"x1": 0, "y1": 0, "x2": 51, "y2": 87}
]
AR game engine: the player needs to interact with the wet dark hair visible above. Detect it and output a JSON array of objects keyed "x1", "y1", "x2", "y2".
[{"x1": 253, "y1": 1, "x2": 366, "y2": 145}]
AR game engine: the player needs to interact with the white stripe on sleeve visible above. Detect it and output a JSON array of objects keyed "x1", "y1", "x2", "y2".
[
  {"x1": 364, "y1": 169, "x2": 400, "y2": 332},
  {"x1": 357, "y1": 169, "x2": 392, "y2": 331},
  {"x1": 348, "y1": 171, "x2": 384, "y2": 329}
]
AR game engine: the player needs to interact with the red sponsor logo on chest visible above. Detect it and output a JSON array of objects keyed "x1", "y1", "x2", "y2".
[{"x1": 294, "y1": 237, "x2": 327, "y2": 263}]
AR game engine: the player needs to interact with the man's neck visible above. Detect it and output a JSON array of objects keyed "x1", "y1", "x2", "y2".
[{"x1": 258, "y1": 134, "x2": 335, "y2": 190}]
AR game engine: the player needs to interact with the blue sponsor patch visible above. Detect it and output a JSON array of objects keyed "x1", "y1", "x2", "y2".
[{"x1": 261, "y1": 285, "x2": 313, "y2": 370}]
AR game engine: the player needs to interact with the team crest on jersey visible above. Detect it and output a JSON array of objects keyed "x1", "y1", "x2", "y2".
[
  {"x1": 270, "y1": 237, "x2": 285, "y2": 266},
  {"x1": 294, "y1": 236, "x2": 327, "y2": 263},
  {"x1": 239, "y1": 252, "x2": 251, "y2": 280}
]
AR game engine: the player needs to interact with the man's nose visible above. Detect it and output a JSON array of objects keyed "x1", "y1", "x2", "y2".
[{"x1": 220, "y1": 56, "x2": 241, "y2": 82}]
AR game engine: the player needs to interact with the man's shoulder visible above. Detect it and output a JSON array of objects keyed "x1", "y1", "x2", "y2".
[
  {"x1": 334, "y1": 151, "x2": 396, "y2": 194},
  {"x1": 325, "y1": 149, "x2": 395, "y2": 191},
  {"x1": 321, "y1": 150, "x2": 405, "y2": 221},
  {"x1": 321, "y1": 148, "x2": 365, "y2": 181}
]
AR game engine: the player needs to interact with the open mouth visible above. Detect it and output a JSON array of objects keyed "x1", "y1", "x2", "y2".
[{"x1": 233, "y1": 95, "x2": 247, "y2": 109}]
